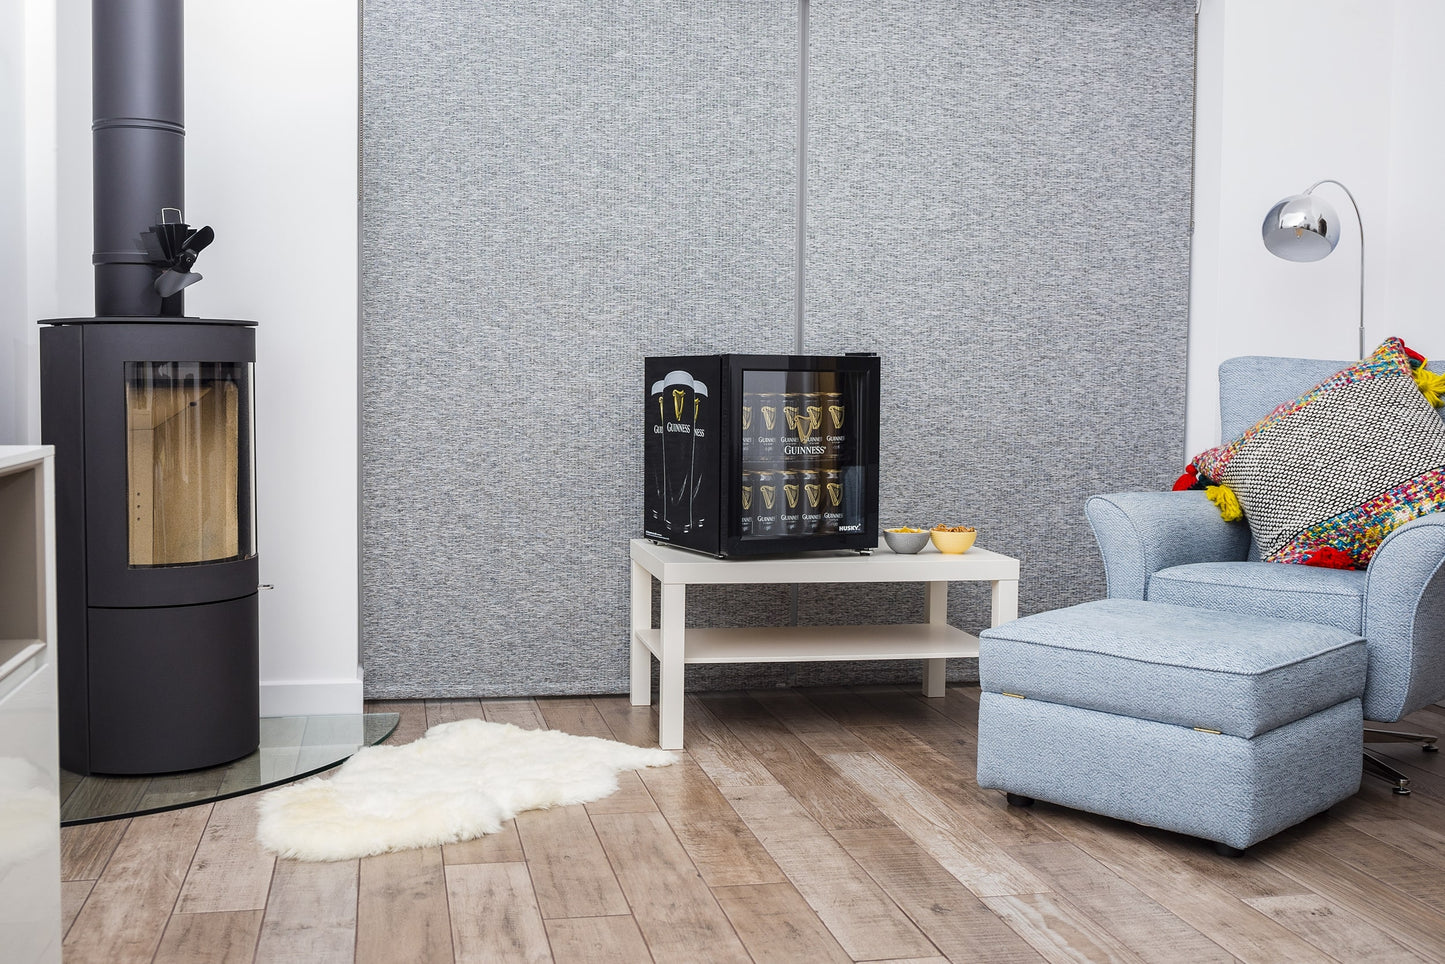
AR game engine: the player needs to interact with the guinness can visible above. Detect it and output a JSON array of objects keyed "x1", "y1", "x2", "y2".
[
  {"x1": 784, "y1": 392, "x2": 825, "y2": 462},
  {"x1": 780, "y1": 470, "x2": 804, "y2": 534},
  {"x1": 821, "y1": 392, "x2": 845, "y2": 463},
  {"x1": 753, "y1": 469, "x2": 780, "y2": 535},
  {"x1": 821, "y1": 468, "x2": 844, "y2": 534},
  {"x1": 741, "y1": 395, "x2": 755, "y2": 463},
  {"x1": 753, "y1": 393, "x2": 781, "y2": 465},
  {"x1": 739, "y1": 472, "x2": 756, "y2": 535},
  {"x1": 799, "y1": 468, "x2": 822, "y2": 534}
]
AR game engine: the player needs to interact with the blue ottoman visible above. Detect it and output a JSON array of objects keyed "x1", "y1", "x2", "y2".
[{"x1": 976, "y1": 599, "x2": 1366, "y2": 853}]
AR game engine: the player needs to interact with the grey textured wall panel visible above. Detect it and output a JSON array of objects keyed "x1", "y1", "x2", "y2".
[
  {"x1": 361, "y1": 1, "x2": 798, "y2": 697},
  {"x1": 362, "y1": 0, "x2": 1196, "y2": 699},
  {"x1": 802, "y1": 0, "x2": 1197, "y2": 666}
]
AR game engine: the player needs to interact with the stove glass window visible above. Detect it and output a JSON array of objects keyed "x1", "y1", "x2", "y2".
[{"x1": 124, "y1": 361, "x2": 257, "y2": 567}]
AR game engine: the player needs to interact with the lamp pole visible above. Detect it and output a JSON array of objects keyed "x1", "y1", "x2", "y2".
[{"x1": 1303, "y1": 180, "x2": 1365, "y2": 359}]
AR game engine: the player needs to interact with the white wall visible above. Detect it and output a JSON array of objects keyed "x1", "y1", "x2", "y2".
[
  {"x1": 26, "y1": 0, "x2": 362, "y2": 715},
  {"x1": 1187, "y1": 0, "x2": 1444, "y2": 455}
]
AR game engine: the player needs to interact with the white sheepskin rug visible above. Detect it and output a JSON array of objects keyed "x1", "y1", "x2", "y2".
[{"x1": 256, "y1": 718, "x2": 676, "y2": 861}]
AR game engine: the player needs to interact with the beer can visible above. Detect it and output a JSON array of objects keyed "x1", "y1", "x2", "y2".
[
  {"x1": 780, "y1": 470, "x2": 804, "y2": 535},
  {"x1": 821, "y1": 392, "x2": 845, "y2": 464},
  {"x1": 799, "y1": 468, "x2": 822, "y2": 534},
  {"x1": 753, "y1": 469, "x2": 780, "y2": 535},
  {"x1": 739, "y1": 471, "x2": 755, "y2": 536},
  {"x1": 753, "y1": 393, "x2": 781, "y2": 465},
  {"x1": 740, "y1": 394, "x2": 755, "y2": 463},
  {"x1": 781, "y1": 393, "x2": 826, "y2": 464},
  {"x1": 821, "y1": 468, "x2": 844, "y2": 534}
]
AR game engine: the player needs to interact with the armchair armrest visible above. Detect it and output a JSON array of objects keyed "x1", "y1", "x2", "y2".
[
  {"x1": 1085, "y1": 491, "x2": 1251, "y2": 600},
  {"x1": 1362, "y1": 514, "x2": 1445, "y2": 721}
]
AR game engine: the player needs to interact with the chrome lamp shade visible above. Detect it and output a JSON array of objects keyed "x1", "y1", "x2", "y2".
[{"x1": 1261, "y1": 193, "x2": 1341, "y2": 262}]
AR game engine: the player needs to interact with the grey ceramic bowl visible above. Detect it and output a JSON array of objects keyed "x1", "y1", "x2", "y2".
[{"x1": 881, "y1": 528, "x2": 930, "y2": 554}]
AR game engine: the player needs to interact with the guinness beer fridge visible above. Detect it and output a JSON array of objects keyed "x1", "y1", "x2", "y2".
[{"x1": 644, "y1": 353, "x2": 880, "y2": 556}]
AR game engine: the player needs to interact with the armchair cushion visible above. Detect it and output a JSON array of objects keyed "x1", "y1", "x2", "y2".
[
  {"x1": 1148, "y1": 562, "x2": 1366, "y2": 635},
  {"x1": 1192, "y1": 338, "x2": 1445, "y2": 569}
]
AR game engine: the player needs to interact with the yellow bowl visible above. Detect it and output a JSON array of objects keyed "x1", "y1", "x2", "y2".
[{"x1": 929, "y1": 528, "x2": 977, "y2": 554}]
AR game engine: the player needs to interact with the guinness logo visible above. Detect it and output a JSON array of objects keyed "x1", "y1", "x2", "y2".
[
  {"x1": 742, "y1": 406, "x2": 752, "y2": 431},
  {"x1": 741, "y1": 486, "x2": 753, "y2": 511},
  {"x1": 804, "y1": 483, "x2": 821, "y2": 507},
  {"x1": 826, "y1": 482, "x2": 843, "y2": 506},
  {"x1": 760, "y1": 486, "x2": 776, "y2": 510},
  {"x1": 784, "y1": 484, "x2": 799, "y2": 508},
  {"x1": 828, "y1": 405, "x2": 845, "y2": 429},
  {"x1": 672, "y1": 389, "x2": 686, "y2": 422},
  {"x1": 761, "y1": 406, "x2": 778, "y2": 430}
]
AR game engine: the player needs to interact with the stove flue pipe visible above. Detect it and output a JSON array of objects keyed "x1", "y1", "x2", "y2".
[{"x1": 92, "y1": 0, "x2": 185, "y2": 317}]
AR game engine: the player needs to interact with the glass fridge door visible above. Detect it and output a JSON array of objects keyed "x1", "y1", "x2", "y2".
[{"x1": 738, "y1": 367, "x2": 862, "y2": 541}]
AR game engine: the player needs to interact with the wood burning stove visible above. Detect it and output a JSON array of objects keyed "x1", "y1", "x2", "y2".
[
  {"x1": 39, "y1": 0, "x2": 261, "y2": 774},
  {"x1": 42, "y1": 321, "x2": 259, "y2": 774}
]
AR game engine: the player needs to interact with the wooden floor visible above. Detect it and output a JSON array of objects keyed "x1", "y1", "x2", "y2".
[{"x1": 59, "y1": 686, "x2": 1445, "y2": 964}]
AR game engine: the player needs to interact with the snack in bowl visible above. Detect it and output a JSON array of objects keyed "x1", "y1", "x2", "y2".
[
  {"x1": 929, "y1": 524, "x2": 977, "y2": 554},
  {"x1": 882, "y1": 526, "x2": 930, "y2": 554}
]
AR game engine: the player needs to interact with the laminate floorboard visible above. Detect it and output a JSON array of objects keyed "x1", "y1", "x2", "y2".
[{"x1": 54, "y1": 688, "x2": 1445, "y2": 964}]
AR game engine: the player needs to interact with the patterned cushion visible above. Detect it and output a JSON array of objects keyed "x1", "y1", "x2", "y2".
[{"x1": 1191, "y1": 338, "x2": 1445, "y2": 568}]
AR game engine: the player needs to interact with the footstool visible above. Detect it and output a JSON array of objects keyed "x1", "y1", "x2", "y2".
[{"x1": 975, "y1": 598, "x2": 1366, "y2": 853}]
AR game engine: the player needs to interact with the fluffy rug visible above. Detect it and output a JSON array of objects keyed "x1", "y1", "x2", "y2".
[{"x1": 256, "y1": 718, "x2": 675, "y2": 861}]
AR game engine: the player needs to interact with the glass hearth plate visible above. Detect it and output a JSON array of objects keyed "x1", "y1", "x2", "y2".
[{"x1": 59, "y1": 712, "x2": 400, "y2": 825}]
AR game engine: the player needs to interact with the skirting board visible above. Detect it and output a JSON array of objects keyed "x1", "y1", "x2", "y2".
[{"x1": 260, "y1": 669, "x2": 364, "y2": 717}]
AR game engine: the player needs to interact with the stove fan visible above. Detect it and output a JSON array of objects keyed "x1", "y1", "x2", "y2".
[{"x1": 140, "y1": 208, "x2": 215, "y2": 299}]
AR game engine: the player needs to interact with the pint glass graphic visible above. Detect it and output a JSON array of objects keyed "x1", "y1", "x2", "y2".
[
  {"x1": 647, "y1": 377, "x2": 667, "y2": 524},
  {"x1": 659, "y1": 370, "x2": 698, "y2": 532},
  {"x1": 689, "y1": 379, "x2": 710, "y2": 531}
]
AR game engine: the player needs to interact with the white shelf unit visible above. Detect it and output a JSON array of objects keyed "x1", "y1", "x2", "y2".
[
  {"x1": 0, "y1": 446, "x2": 61, "y2": 964},
  {"x1": 629, "y1": 537, "x2": 1020, "y2": 749}
]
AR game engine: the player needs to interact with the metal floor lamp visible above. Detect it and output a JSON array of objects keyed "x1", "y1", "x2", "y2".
[{"x1": 1261, "y1": 180, "x2": 1365, "y2": 359}]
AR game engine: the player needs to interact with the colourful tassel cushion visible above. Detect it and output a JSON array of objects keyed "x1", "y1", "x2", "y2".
[{"x1": 1190, "y1": 338, "x2": 1445, "y2": 569}]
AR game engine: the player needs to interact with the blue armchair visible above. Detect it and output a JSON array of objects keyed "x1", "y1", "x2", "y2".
[{"x1": 1086, "y1": 355, "x2": 1445, "y2": 793}]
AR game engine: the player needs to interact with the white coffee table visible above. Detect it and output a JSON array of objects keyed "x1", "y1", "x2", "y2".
[{"x1": 629, "y1": 537, "x2": 1021, "y2": 749}]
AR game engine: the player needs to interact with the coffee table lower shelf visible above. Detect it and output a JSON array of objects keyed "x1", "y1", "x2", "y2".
[{"x1": 632, "y1": 623, "x2": 980, "y2": 664}]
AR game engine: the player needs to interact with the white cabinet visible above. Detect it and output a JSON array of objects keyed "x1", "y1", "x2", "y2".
[{"x1": 0, "y1": 446, "x2": 61, "y2": 964}]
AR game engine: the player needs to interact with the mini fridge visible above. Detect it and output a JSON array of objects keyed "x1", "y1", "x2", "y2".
[{"x1": 644, "y1": 353, "x2": 880, "y2": 556}]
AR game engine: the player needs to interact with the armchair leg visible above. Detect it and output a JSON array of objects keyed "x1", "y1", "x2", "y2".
[
  {"x1": 1364, "y1": 727, "x2": 1439, "y2": 752},
  {"x1": 1363, "y1": 750, "x2": 1412, "y2": 795}
]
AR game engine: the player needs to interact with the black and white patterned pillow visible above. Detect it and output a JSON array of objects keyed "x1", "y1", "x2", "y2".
[{"x1": 1191, "y1": 338, "x2": 1445, "y2": 568}]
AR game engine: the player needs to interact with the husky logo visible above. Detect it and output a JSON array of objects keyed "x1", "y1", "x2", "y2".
[{"x1": 672, "y1": 388, "x2": 687, "y2": 422}]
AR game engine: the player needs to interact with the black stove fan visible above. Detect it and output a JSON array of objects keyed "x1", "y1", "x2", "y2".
[{"x1": 139, "y1": 207, "x2": 215, "y2": 299}]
